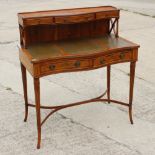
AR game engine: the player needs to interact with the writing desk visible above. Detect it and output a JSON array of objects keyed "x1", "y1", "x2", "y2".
[{"x1": 18, "y1": 6, "x2": 139, "y2": 149}]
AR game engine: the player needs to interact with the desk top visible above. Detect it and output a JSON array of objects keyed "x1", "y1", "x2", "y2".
[{"x1": 23, "y1": 35, "x2": 139, "y2": 62}]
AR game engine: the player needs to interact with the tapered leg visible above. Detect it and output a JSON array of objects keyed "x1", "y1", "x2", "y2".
[
  {"x1": 21, "y1": 63, "x2": 28, "y2": 122},
  {"x1": 107, "y1": 65, "x2": 111, "y2": 103},
  {"x1": 34, "y1": 78, "x2": 41, "y2": 149},
  {"x1": 129, "y1": 62, "x2": 136, "y2": 124}
]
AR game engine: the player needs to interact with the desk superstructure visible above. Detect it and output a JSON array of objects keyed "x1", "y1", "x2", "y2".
[{"x1": 18, "y1": 6, "x2": 139, "y2": 149}]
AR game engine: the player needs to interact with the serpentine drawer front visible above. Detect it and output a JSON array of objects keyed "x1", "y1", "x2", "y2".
[
  {"x1": 18, "y1": 6, "x2": 140, "y2": 149},
  {"x1": 39, "y1": 50, "x2": 132, "y2": 75}
]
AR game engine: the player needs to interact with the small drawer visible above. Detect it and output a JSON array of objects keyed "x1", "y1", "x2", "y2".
[
  {"x1": 55, "y1": 14, "x2": 94, "y2": 24},
  {"x1": 96, "y1": 11, "x2": 119, "y2": 19},
  {"x1": 93, "y1": 50, "x2": 132, "y2": 67},
  {"x1": 24, "y1": 18, "x2": 40, "y2": 26},
  {"x1": 39, "y1": 17, "x2": 53, "y2": 24},
  {"x1": 40, "y1": 59, "x2": 91, "y2": 74},
  {"x1": 25, "y1": 17, "x2": 53, "y2": 26}
]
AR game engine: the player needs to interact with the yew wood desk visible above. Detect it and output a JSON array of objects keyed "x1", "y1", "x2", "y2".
[{"x1": 18, "y1": 6, "x2": 139, "y2": 149}]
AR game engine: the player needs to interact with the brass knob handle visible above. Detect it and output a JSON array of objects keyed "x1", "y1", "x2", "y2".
[
  {"x1": 100, "y1": 59, "x2": 105, "y2": 64},
  {"x1": 119, "y1": 53, "x2": 125, "y2": 59},
  {"x1": 49, "y1": 64, "x2": 55, "y2": 70},
  {"x1": 74, "y1": 61, "x2": 80, "y2": 67}
]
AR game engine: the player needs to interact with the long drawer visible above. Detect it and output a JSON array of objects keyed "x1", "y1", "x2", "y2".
[
  {"x1": 39, "y1": 58, "x2": 92, "y2": 75},
  {"x1": 93, "y1": 50, "x2": 132, "y2": 68}
]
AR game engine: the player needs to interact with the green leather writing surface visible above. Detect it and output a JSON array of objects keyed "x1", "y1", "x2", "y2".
[
  {"x1": 28, "y1": 43, "x2": 61, "y2": 59},
  {"x1": 27, "y1": 35, "x2": 137, "y2": 60}
]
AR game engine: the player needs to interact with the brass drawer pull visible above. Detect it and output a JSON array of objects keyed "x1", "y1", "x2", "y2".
[
  {"x1": 119, "y1": 53, "x2": 125, "y2": 59},
  {"x1": 49, "y1": 64, "x2": 56, "y2": 70},
  {"x1": 100, "y1": 58, "x2": 105, "y2": 64},
  {"x1": 74, "y1": 61, "x2": 81, "y2": 67}
]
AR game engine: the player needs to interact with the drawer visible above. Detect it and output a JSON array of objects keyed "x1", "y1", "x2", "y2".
[
  {"x1": 55, "y1": 14, "x2": 94, "y2": 24},
  {"x1": 94, "y1": 50, "x2": 132, "y2": 67},
  {"x1": 24, "y1": 17, "x2": 53, "y2": 26},
  {"x1": 40, "y1": 59, "x2": 92, "y2": 74},
  {"x1": 96, "y1": 10, "x2": 119, "y2": 19},
  {"x1": 39, "y1": 17, "x2": 54, "y2": 24}
]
